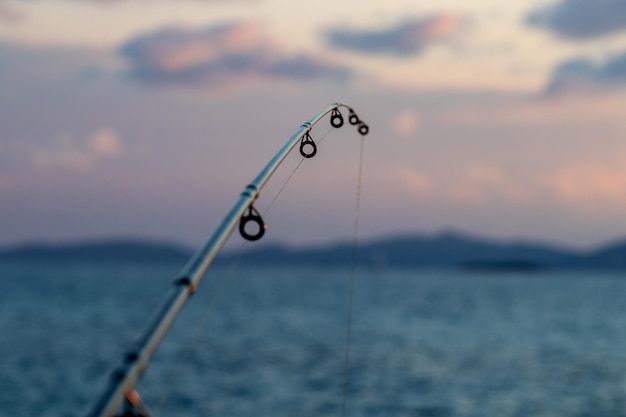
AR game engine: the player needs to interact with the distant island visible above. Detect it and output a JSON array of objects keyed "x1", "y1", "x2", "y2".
[{"x1": 2, "y1": 231, "x2": 626, "y2": 270}]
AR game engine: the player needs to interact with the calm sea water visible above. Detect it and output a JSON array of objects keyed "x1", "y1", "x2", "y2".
[{"x1": 2, "y1": 261, "x2": 626, "y2": 417}]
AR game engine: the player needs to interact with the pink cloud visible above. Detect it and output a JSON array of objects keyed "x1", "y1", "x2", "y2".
[
  {"x1": 549, "y1": 164, "x2": 626, "y2": 203},
  {"x1": 30, "y1": 128, "x2": 123, "y2": 171},
  {"x1": 392, "y1": 110, "x2": 419, "y2": 135},
  {"x1": 448, "y1": 164, "x2": 530, "y2": 204},
  {"x1": 89, "y1": 128, "x2": 122, "y2": 157},
  {"x1": 418, "y1": 13, "x2": 464, "y2": 39},
  {"x1": 430, "y1": 94, "x2": 626, "y2": 126},
  {"x1": 397, "y1": 167, "x2": 432, "y2": 194},
  {"x1": 390, "y1": 164, "x2": 530, "y2": 204},
  {"x1": 120, "y1": 22, "x2": 351, "y2": 91}
]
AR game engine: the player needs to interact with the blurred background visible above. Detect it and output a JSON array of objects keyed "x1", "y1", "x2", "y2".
[
  {"x1": 2, "y1": 0, "x2": 626, "y2": 250},
  {"x1": 5, "y1": 2, "x2": 626, "y2": 417}
]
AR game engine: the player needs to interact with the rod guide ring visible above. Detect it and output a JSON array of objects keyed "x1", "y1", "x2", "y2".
[
  {"x1": 358, "y1": 123, "x2": 369, "y2": 136},
  {"x1": 239, "y1": 205, "x2": 266, "y2": 241},
  {"x1": 349, "y1": 110, "x2": 359, "y2": 126},
  {"x1": 299, "y1": 133, "x2": 317, "y2": 158},
  {"x1": 330, "y1": 109, "x2": 344, "y2": 128}
]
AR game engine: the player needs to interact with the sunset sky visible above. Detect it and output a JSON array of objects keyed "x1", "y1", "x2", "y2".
[{"x1": 2, "y1": 0, "x2": 626, "y2": 250}]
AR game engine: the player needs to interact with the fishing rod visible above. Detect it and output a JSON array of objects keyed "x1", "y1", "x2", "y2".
[{"x1": 86, "y1": 102, "x2": 369, "y2": 417}]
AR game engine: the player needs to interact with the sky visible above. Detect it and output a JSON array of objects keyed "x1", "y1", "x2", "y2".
[{"x1": 2, "y1": 0, "x2": 626, "y2": 250}]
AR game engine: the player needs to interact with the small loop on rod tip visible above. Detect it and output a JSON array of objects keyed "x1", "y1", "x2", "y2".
[
  {"x1": 348, "y1": 110, "x2": 359, "y2": 126},
  {"x1": 330, "y1": 109, "x2": 344, "y2": 128},
  {"x1": 239, "y1": 205, "x2": 266, "y2": 241},
  {"x1": 299, "y1": 133, "x2": 317, "y2": 158},
  {"x1": 358, "y1": 123, "x2": 369, "y2": 136}
]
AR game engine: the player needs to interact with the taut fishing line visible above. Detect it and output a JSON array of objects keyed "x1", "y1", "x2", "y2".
[{"x1": 341, "y1": 135, "x2": 365, "y2": 417}]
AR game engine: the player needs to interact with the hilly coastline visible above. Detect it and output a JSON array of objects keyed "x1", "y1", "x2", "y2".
[
  {"x1": 2, "y1": 231, "x2": 626, "y2": 270},
  {"x1": 0, "y1": 239, "x2": 191, "y2": 263}
]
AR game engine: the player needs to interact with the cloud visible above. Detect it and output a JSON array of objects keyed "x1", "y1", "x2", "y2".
[
  {"x1": 527, "y1": 0, "x2": 626, "y2": 39},
  {"x1": 391, "y1": 163, "x2": 530, "y2": 204},
  {"x1": 449, "y1": 164, "x2": 530, "y2": 204},
  {"x1": 545, "y1": 52, "x2": 626, "y2": 95},
  {"x1": 31, "y1": 128, "x2": 123, "y2": 171},
  {"x1": 429, "y1": 93, "x2": 626, "y2": 126},
  {"x1": 326, "y1": 14, "x2": 464, "y2": 56},
  {"x1": 120, "y1": 22, "x2": 352, "y2": 91},
  {"x1": 396, "y1": 167, "x2": 432, "y2": 194},
  {"x1": 89, "y1": 128, "x2": 122, "y2": 156},
  {"x1": 392, "y1": 110, "x2": 419, "y2": 135},
  {"x1": 548, "y1": 164, "x2": 626, "y2": 204}
]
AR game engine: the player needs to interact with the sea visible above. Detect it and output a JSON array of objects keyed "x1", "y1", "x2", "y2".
[{"x1": 2, "y1": 260, "x2": 626, "y2": 417}]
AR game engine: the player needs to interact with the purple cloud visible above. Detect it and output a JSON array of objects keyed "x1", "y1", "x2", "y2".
[
  {"x1": 527, "y1": 0, "x2": 626, "y2": 39},
  {"x1": 545, "y1": 51, "x2": 626, "y2": 94},
  {"x1": 326, "y1": 14, "x2": 464, "y2": 56},
  {"x1": 119, "y1": 23, "x2": 351, "y2": 91}
]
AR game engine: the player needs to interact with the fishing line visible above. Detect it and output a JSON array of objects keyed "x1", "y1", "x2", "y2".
[
  {"x1": 342, "y1": 135, "x2": 365, "y2": 417},
  {"x1": 155, "y1": 125, "x2": 335, "y2": 414},
  {"x1": 263, "y1": 125, "x2": 334, "y2": 215}
]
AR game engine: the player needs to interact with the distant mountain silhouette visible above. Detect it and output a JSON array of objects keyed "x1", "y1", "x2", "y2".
[
  {"x1": 218, "y1": 231, "x2": 577, "y2": 269},
  {"x1": 0, "y1": 239, "x2": 191, "y2": 263},
  {"x1": 2, "y1": 231, "x2": 626, "y2": 269},
  {"x1": 575, "y1": 241, "x2": 626, "y2": 269}
]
